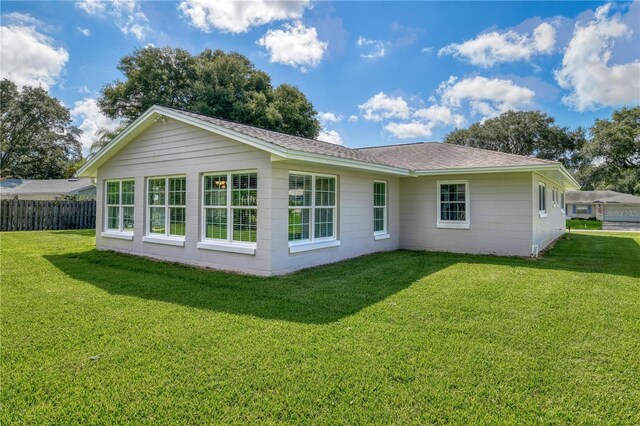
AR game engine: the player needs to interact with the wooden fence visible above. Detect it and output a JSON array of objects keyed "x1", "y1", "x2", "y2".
[{"x1": 0, "y1": 200, "x2": 96, "y2": 231}]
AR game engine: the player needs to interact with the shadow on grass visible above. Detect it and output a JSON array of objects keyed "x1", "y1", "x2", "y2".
[{"x1": 45, "y1": 233, "x2": 639, "y2": 324}]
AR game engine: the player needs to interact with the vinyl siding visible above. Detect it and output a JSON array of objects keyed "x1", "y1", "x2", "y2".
[
  {"x1": 269, "y1": 161, "x2": 400, "y2": 275},
  {"x1": 399, "y1": 173, "x2": 534, "y2": 256},
  {"x1": 532, "y1": 173, "x2": 566, "y2": 251},
  {"x1": 96, "y1": 118, "x2": 274, "y2": 276}
]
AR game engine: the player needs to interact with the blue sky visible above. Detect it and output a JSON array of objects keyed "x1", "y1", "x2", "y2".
[{"x1": 1, "y1": 1, "x2": 639, "y2": 151}]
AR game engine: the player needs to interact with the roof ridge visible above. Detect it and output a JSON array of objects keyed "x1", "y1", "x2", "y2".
[
  {"x1": 446, "y1": 143, "x2": 558, "y2": 164},
  {"x1": 356, "y1": 141, "x2": 436, "y2": 150},
  {"x1": 157, "y1": 105, "x2": 358, "y2": 151}
]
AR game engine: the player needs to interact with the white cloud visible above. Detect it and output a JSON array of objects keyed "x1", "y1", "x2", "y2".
[
  {"x1": 257, "y1": 22, "x2": 327, "y2": 71},
  {"x1": 555, "y1": 3, "x2": 640, "y2": 111},
  {"x1": 421, "y1": 46, "x2": 434, "y2": 54},
  {"x1": 348, "y1": 115, "x2": 358, "y2": 122},
  {"x1": 413, "y1": 105, "x2": 466, "y2": 128},
  {"x1": 359, "y1": 92, "x2": 411, "y2": 121},
  {"x1": 440, "y1": 76, "x2": 535, "y2": 118},
  {"x1": 0, "y1": 19, "x2": 68, "y2": 90},
  {"x1": 384, "y1": 121, "x2": 434, "y2": 139},
  {"x1": 439, "y1": 22, "x2": 556, "y2": 67},
  {"x1": 178, "y1": 0, "x2": 309, "y2": 33},
  {"x1": 75, "y1": 0, "x2": 150, "y2": 40},
  {"x1": 78, "y1": 85, "x2": 91, "y2": 94},
  {"x1": 77, "y1": 26, "x2": 91, "y2": 36},
  {"x1": 318, "y1": 112, "x2": 342, "y2": 123},
  {"x1": 317, "y1": 130, "x2": 343, "y2": 145},
  {"x1": 357, "y1": 36, "x2": 388, "y2": 59},
  {"x1": 71, "y1": 98, "x2": 122, "y2": 150}
]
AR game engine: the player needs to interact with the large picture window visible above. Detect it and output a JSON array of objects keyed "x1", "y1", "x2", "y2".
[
  {"x1": 437, "y1": 180, "x2": 469, "y2": 229},
  {"x1": 147, "y1": 176, "x2": 186, "y2": 237},
  {"x1": 202, "y1": 171, "x2": 257, "y2": 244},
  {"x1": 373, "y1": 181, "x2": 387, "y2": 234},
  {"x1": 289, "y1": 173, "x2": 336, "y2": 242},
  {"x1": 105, "y1": 179, "x2": 134, "y2": 233}
]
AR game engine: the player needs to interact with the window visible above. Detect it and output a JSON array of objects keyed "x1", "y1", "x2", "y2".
[
  {"x1": 437, "y1": 180, "x2": 469, "y2": 229},
  {"x1": 202, "y1": 171, "x2": 257, "y2": 244},
  {"x1": 147, "y1": 176, "x2": 186, "y2": 237},
  {"x1": 576, "y1": 205, "x2": 591, "y2": 214},
  {"x1": 373, "y1": 181, "x2": 387, "y2": 234},
  {"x1": 552, "y1": 188, "x2": 556, "y2": 207},
  {"x1": 538, "y1": 182, "x2": 546, "y2": 216},
  {"x1": 288, "y1": 173, "x2": 336, "y2": 242},
  {"x1": 105, "y1": 179, "x2": 134, "y2": 233},
  {"x1": 560, "y1": 191, "x2": 565, "y2": 212}
]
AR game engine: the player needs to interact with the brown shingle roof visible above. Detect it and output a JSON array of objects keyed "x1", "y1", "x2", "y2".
[
  {"x1": 356, "y1": 142, "x2": 557, "y2": 170},
  {"x1": 172, "y1": 108, "x2": 560, "y2": 171},
  {"x1": 177, "y1": 109, "x2": 382, "y2": 165}
]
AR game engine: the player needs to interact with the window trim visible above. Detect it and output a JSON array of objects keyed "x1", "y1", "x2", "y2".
[
  {"x1": 373, "y1": 180, "x2": 388, "y2": 237},
  {"x1": 560, "y1": 191, "x2": 565, "y2": 213},
  {"x1": 538, "y1": 182, "x2": 547, "y2": 218},
  {"x1": 437, "y1": 180, "x2": 470, "y2": 229},
  {"x1": 104, "y1": 178, "x2": 135, "y2": 235},
  {"x1": 288, "y1": 171, "x2": 338, "y2": 249},
  {"x1": 200, "y1": 170, "x2": 258, "y2": 248},
  {"x1": 145, "y1": 175, "x2": 186, "y2": 240}
]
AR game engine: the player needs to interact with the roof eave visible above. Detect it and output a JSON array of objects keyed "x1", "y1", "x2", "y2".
[{"x1": 413, "y1": 163, "x2": 580, "y2": 189}]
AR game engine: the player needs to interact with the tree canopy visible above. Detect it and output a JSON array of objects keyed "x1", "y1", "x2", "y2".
[
  {"x1": 576, "y1": 106, "x2": 640, "y2": 195},
  {"x1": 0, "y1": 79, "x2": 82, "y2": 179},
  {"x1": 443, "y1": 110, "x2": 587, "y2": 169},
  {"x1": 99, "y1": 47, "x2": 321, "y2": 139}
]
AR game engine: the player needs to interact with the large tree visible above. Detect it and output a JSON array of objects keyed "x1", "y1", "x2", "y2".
[
  {"x1": 0, "y1": 79, "x2": 82, "y2": 179},
  {"x1": 443, "y1": 110, "x2": 587, "y2": 169},
  {"x1": 99, "y1": 47, "x2": 321, "y2": 139},
  {"x1": 577, "y1": 107, "x2": 640, "y2": 195}
]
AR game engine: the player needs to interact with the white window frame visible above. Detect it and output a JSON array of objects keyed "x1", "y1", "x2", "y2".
[
  {"x1": 144, "y1": 175, "x2": 186, "y2": 244},
  {"x1": 373, "y1": 180, "x2": 389, "y2": 239},
  {"x1": 437, "y1": 180, "x2": 470, "y2": 229},
  {"x1": 103, "y1": 178, "x2": 135, "y2": 240},
  {"x1": 198, "y1": 170, "x2": 258, "y2": 253},
  {"x1": 575, "y1": 205, "x2": 590, "y2": 214},
  {"x1": 288, "y1": 171, "x2": 339, "y2": 252},
  {"x1": 538, "y1": 182, "x2": 547, "y2": 218},
  {"x1": 560, "y1": 191, "x2": 565, "y2": 213}
]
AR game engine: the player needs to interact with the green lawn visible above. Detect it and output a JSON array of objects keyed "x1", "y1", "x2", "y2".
[
  {"x1": 2, "y1": 230, "x2": 639, "y2": 424},
  {"x1": 566, "y1": 218, "x2": 603, "y2": 230}
]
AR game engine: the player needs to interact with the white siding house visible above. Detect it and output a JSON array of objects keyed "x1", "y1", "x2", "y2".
[{"x1": 78, "y1": 105, "x2": 580, "y2": 276}]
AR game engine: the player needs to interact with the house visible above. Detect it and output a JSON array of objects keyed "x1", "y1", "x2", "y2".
[
  {"x1": 566, "y1": 190, "x2": 640, "y2": 222},
  {"x1": 76, "y1": 105, "x2": 579, "y2": 276},
  {"x1": 0, "y1": 178, "x2": 96, "y2": 200}
]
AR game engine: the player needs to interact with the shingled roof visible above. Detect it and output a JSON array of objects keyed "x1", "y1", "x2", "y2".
[
  {"x1": 78, "y1": 104, "x2": 578, "y2": 189},
  {"x1": 356, "y1": 142, "x2": 557, "y2": 170},
  {"x1": 566, "y1": 190, "x2": 640, "y2": 204},
  {"x1": 177, "y1": 109, "x2": 382, "y2": 165}
]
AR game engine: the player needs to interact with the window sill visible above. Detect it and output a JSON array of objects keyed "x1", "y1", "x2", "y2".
[
  {"x1": 197, "y1": 241, "x2": 256, "y2": 255},
  {"x1": 539, "y1": 212, "x2": 548, "y2": 218},
  {"x1": 142, "y1": 236, "x2": 185, "y2": 247},
  {"x1": 374, "y1": 233, "x2": 390, "y2": 240},
  {"x1": 437, "y1": 222, "x2": 470, "y2": 230},
  {"x1": 289, "y1": 239, "x2": 340, "y2": 254},
  {"x1": 101, "y1": 231, "x2": 134, "y2": 241}
]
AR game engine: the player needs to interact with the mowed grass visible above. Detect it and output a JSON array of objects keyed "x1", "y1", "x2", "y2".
[
  {"x1": 2, "y1": 230, "x2": 639, "y2": 424},
  {"x1": 566, "y1": 218, "x2": 603, "y2": 230}
]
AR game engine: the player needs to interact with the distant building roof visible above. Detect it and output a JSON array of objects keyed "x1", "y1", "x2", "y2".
[
  {"x1": 566, "y1": 190, "x2": 640, "y2": 205},
  {"x1": 0, "y1": 178, "x2": 95, "y2": 196}
]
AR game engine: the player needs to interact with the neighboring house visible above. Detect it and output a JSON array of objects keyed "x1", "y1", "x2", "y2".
[
  {"x1": 566, "y1": 191, "x2": 640, "y2": 222},
  {"x1": 0, "y1": 178, "x2": 96, "y2": 200},
  {"x1": 77, "y1": 105, "x2": 579, "y2": 276}
]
